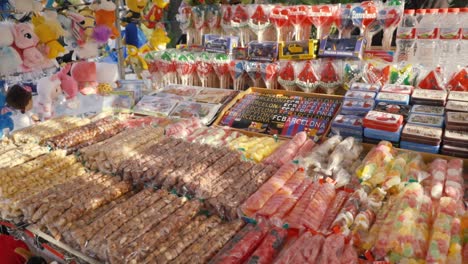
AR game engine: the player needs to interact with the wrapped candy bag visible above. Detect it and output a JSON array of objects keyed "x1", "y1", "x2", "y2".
[
  {"x1": 274, "y1": 232, "x2": 325, "y2": 263},
  {"x1": 430, "y1": 158, "x2": 448, "y2": 200},
  {"x1": 426, "y1": 197, "x2": 458, "y2": 264},
  {"x1": 210, "y1": 222, "x2": 269, "y2": 264},
  {"x1": 318, "y1": 190, "x2": 350, "y2": 234},
  {"x1": 295, "y1": 60, "x2": 320, "y2": 93},
  {"x1": 363, "y1": 60, "x2": 391, "y2": 86},
  {"x1": 331, "y1": 188, "x2": 367, "y2": 234},
  {"x1": 446, "y1": 217, "x2": 462, "y2": 264},
  {"x1": 324, "y1": 137, "x2": 355, "y2": 175},
  {"x1": 263, "y1": 131, "x2": 308, "y2": 168},
  {"x1": 446, "y1": 67, "x2": 468, "y2": 91},
  {"x1": 277, "y1": 61, "x2": 296, "y2": 91},
  {"x1": 389, "y1": 64, "x2": 414, "y2": 85},
  {"x1": 302, "y1": 182, "x2": 336, "y2": 231},
  {"x1": 318, "y1": 59, "x2": 342, "y2": 94},
  {"x1": 256, "y1": 170, "x2": 305, "y2": 218},
  {"x1": 301, "y1": 135, "x2": 342, "y2": 171},
  {"x1": 241, "y1": 163, "x2": 298, "y2": 217},
  {"x1": 245, "y1": 226, "x2": 288, "y2": 264},
  {"x1": 417, "y1": 68, "x2": 445, "y2": 90},
  {"x1": 444, "y1": 158, "x2": 464, "y2": 202},
  {"x1": 372, "y1": 183, "x2": 430, "y2": 261},
  {"x1": 343, "y1": 60, "x2": 364, "y2": 90},
  {"x1": 355, "y1": 141, "x2": 396, "y2": 184}
]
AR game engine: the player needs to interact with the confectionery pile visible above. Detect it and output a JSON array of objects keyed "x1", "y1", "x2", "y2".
[{"x1": 0, "y1": 115, "x2": 465, "y2": 264}]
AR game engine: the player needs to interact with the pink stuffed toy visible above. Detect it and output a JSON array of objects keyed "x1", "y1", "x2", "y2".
[
  {"x1": 12, "y1": 23, "x2": 46, "y2": 70},
  {"x1": 56, "y1": 64, "x2": 78, "y2": 100},
  {"x1": 36, "y1": 75, "x2": 62, "y2": 119},
  {"x1": 71, "y1": 61, "x2": 98, "y2": 95}
]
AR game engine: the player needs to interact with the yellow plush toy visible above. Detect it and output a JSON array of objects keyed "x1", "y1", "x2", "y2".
[
  {"x1": 125, "y1": 45, "x2": 148, "y2": 78},
  {"x1": 31, "y1": 14, "x2": 66, "y2": 59},
  {"x1": 139, "y1": 27, "x2": 170, "y2": 54},
  {"x1": 79, "y1": 7, "x2": 96, "y2": 42},
  {"x1": 122, "y1": 0, "x2": 148, "y2": 26}
]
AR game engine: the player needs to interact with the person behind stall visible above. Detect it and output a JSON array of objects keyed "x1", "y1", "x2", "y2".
[
  {"x1": 5, "y1": 85, "x2": 39, "y2": 129},
  {"x1": 0, "y1": 234, "x2": 48, "y2": 264},
  {"x1": 5, "y1": 85, "x2": 33, "y2": 114}
]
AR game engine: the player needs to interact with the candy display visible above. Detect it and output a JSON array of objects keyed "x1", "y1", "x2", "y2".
[
  {"x1": 11, "y1": 116, "x2": 90, "y2": 144},
  {"x1": 218, "y1": 89, "x2": 341, "y2": 139}
]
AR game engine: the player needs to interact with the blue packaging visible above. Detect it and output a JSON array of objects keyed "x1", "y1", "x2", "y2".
[
  {"x1": 364, "y1": 125, "x2": 403, "y2": 142},
  {"x1": 400, "y1": 141, "x2": 440, "y2": 154},
  {"x1": 203, "y1": 34, "x2": 239, "y2": 54},
  {"x1": 341, "y1": 99, "x2": 375, "y2": 116},
  {"x1": 345, "y1": 90, "x2": 376, "y2": 100},
  {"x1": 407, "y1": 113, "x2": 444, "y2": 128},
  {"x1": 375, "y1": 92, "x2": 410, "y2": 105},
  {"x1": 331, "y1": 114, "x2": 363, "y2": 137}
]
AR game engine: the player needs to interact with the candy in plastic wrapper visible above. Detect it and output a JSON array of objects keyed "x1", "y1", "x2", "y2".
[{"x1": 245, "y1": 226, "x2": 288, "y2": 264}]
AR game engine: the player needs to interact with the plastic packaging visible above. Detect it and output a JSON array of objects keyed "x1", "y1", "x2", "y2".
[
  {"x1": 414, "y1": 9, "x2": 439, "y2": 68},
  {"x1": 245, "y1": 226, "x2": 288, "y2": 264},
  {"x1": 438, "y1": 8, "x2": 461, "y2": 80}
]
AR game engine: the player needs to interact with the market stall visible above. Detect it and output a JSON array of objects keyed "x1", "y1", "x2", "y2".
[{"x1": 0, "y1": 0, "x2": 467, "y2": 263}]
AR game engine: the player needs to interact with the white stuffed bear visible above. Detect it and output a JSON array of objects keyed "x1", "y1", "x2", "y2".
[
  {"x1": 9, "y1": 0, "x2": 42, "y2": 13},
  {"x1": 96, "y1": 62, "x2": 119, "y2": 94},
  {"x1": 36, "y1": 75, "x2": 62, "y2": 119},
  {"x1": 0, "y1": 23, "x2": 22, "y2": 76}
]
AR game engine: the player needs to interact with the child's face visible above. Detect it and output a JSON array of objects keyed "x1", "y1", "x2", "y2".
[{"x1": 25, "y1": 99, "x2": 33, "y2": 112}]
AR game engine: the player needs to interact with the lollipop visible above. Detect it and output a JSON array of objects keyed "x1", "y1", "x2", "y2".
[
  {"x1": 156, "y1": 50, "x2": 177, "y2": 87},
  {"x1": 206, "y1": 4, "x2": 222, "y2": 35},
  {"x1": 308, "y1": 4, "x2": 334, "y2": 39},
  {"x1": 288, "y1": 5, "x2": 308, "y2": 41},
  {"x1": 335, "y1": 4, "x2": 354, "y2": 38},
  {"x1": 379, "y1": 1, "x2": 403, "y2": 50},
  {"x1": 176, "y1": 52, "x2": 197, "y2": 86},
  {"x1": 446, "y1": 67, "x2": 468, "y2": 91},
  {"x1": 270, "y1": 6, "x2": 290, "y2": 42},
  {"x1": 278, "y1": 61, "x2": 296, "y2": 91},
  {"x1": 196, "y1": 52, "x2": 215, "y2": 87},
  {"x1": 260, "y1": 62, "x2": 279, "y2": 89},
  {"x1": 351, "y1": 1, "x2": 378, "y2": 37},
  {"x1": 192, "y1": 5, "x2": 206, "y2": 45},
  {"x1": 363, "y1": 61, "x2": 391, "y2": 86},
  {"x1": 248, "y1": 4, "x2": 272, "y2": 42},
  {"x1": 319, "y1": 59, "x2": 341, "y2": 94},
  {"x1": 231, "y1": 4, "x2": 249, "y2": 46},
  {"x1": 177, "y1": 4, "x2": 195, "y2": 45},
  {"x1": 213, "y1": 53, "x2": 231, "y2": 89},
  {"x1": 389, "y1": 64, "x2": 413, "y2": 85},
  {"x1": 229, "y1": 60, "x2": 245, "y2": 90},
  {"x1": 343, "y1": 60, "x2": 364, "y2": 89},
  {"x1": 245, "y1": 61, "x2": 262, "y2": 88},
  {"x1": 296, "y1": 60, "x2": 319, "y2": 93},
  {"x1": 417, "y1": 70, "x2": 444, "y2": 90},
  {"x1": 221, "y1": 4, "x2": 233, "y2": 35}
]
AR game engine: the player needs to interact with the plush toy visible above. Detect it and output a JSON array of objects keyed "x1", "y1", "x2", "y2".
[
  {"x1": 96, "y1": 62, "x2": 118, "y2": 95},
  {"x1": 0, "y1": 23, "x2": 22, "y2": 76},
  {"x1": 94, "y1": 0, "x2": 119, "y2": 40},
  {"x1": 12, "y1": 23, "x2": 46, "y2": 70},
  {"x1": 71, "y1": 61, "x2": 97, "y2": 95},
  {"x1": 78, "y1": 7, "x2": 96, "y2": 44},
  {"x1": 122, "y1": 0, "x2": 148, "y2": 26},
  {"x1": 31, "y1": 14, "x2": 66, "y2": 59},
  {"x1": 125, "y1": 45, "x2": 148, "y2": 79},
  {"x1": 139, "y1": 27, "x2": 170, "y2": 53},
  {"x1": 56, "y1": 64, "x2": 78, "y2": 100},
  {"x1": 36, "y1": 75, "x2": 62, "y2": 119},
  {"x1": 9, "y1": 0, "x2": 42, "y2": 13},
  {"x1": 57, "y1": 11, "x2": 85, "y2": 50},
  {"x1": 144, "y1": 0, "x2": 169, "y2": 29}
]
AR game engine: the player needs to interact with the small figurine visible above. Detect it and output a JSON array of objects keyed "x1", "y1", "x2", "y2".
[{"x1": 125, "y1": 45, "x2": 148, "y2": 79}]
